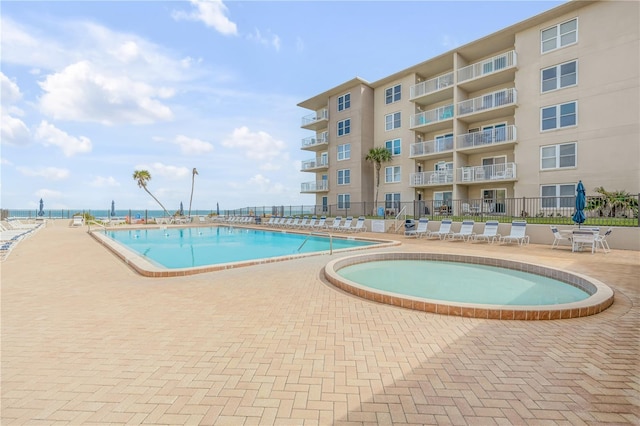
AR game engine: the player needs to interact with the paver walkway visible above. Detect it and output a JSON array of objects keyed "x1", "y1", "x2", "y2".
[{"x1": 2, "y1": 220, "x2": 639, "y2": 425}]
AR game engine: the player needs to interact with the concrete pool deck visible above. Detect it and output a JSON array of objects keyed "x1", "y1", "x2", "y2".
[{"x1": 2, "y1": 220, "x2": 639, "y2": 425}]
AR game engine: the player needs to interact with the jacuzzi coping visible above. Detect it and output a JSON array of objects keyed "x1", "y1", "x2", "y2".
[
  {"x1": 324, "y1": 252, "x2": 614, "y2": 320},
  {"x1": 89, "y1": 227, "x2": 400, "y2": 277}
]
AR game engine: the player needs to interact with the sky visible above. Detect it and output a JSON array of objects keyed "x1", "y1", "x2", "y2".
[{"x1": 1, "y1": 0, "x2": 565, "y2": 212}]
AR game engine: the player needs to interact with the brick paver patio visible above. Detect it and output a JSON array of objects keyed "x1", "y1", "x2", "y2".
[{"x1": 2, "y1": 220, "x2": 638, "y2": 425}]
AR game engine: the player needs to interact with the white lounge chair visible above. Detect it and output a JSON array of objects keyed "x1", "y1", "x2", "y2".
[
  {"x1": 72, "y1": 215, "x2": 84, "y2": 226},
  {"x1": 338, "y1": 217, "x2": 354, "y2": 232},
  {"x1": 472, "y1": 221, "x2": 500, "y2": 244},
  {"x1": 426, "y1": 219, "x2": 452, "y2": 240},
  {"x1": 312, "y1": 216, "x2": 327, "y2": 229},
  {"x1": 328, "y1": 217, "x2": 343, "y2": 231},
  {"x1": 449, "y1": 220, "x2": 475, "y2": 241},
  {"x1": 349, "y1": 216, "x2": 367, "y2": 233},
  {"x1": 550, "y1": 226, "x2": 571, "y2": 249},
  {"x1": 500, "y1": 221, "x2": 530, "y2": 245},
  {"x1": 297, "y1": 216, "x2": 309, "y2": 228},
  {"x1": 595, "y1": 228, "x2": 612, "y2": 253},
  {"x1": 305, "y1": 216, "x2": 317, "y2": 229},
  {"x1": 405, "y1": 218, "x2": 428, "y2": 238}
]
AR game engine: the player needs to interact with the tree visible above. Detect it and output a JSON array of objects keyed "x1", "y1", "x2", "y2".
[
  {"x1": 132, "y1": 170, "x2": 171, "y2": 217},
  {"x1": 587, "y1": 186, "x2": 638, "y2": 218},
  {"x1": 365, "y1": 147, "x2": 392, "y2": 215},
  {"x1": 188, "y1": 168, "x2": 198, "y2": 218}
]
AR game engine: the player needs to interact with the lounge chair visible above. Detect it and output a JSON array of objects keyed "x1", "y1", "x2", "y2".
[
  {"x1": 425, "y1": 219, "x2": 452, "y2": 240},
  {"x1": 347, "y1": 216, "x2": 367, "y2": 233},
  {"x1": 305, "y1": 216, "x2": 317, "y2": 229},
  {"x1": 312, "y1": 216, "x2": 327, "y2": 229},
  {"x1": 572, "y1": 229, "x2": 596, "y2": 253},
  {"x1": 72, "y1": 215, "x2": 84, "y2": 226},
  {"x1": 595, "y1": 228, "x2": 612, "y2": 253},
  {"x1": 338, "y1": 217, "x2": 354, "y2": 232},
  {"x1": 472, "y1": 221, "x2": 500, "y2": 244},
  {"x1": 449, "y1": 220, "x2": 475, "y2": 241},
  {"x1": 287, "y1": 217, "x2": 301, "y2": 228},
  {"x1": 405, "y1": 218, "x2": 428, "y2": 238},
  {"x1": 328, "y1": 216, "x2": 343, "y2": 231},
  {"x1": 499, "y1": 221, "x2": 530, "y2": 245},
  {"x1": 550, "y1": 226, "x2": 571, "y2": 249},
  {"x1": 297, "y1": 216, "x2": 309, "y2": 228},
  {"x1": 263, "y1": 216, "x2": 276, "y2": 226}
]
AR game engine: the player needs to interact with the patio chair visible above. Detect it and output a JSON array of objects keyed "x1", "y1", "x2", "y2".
[
  {"x1": 297, "y1": 216, "x2": 309, "y2": 228},
  {"x1": 338, "y1": 217, "x2": 355, "y2": 232},
  {"x1": 595, "y1": 228, "x2": 612, "y2": 253},
  {"x1": 312, "y1": 216, "x2": 327, "y2": 229},
  {"x1": 305, "y1": 216, "x2": 318, "y2": 229},
  {"x1": 348, "y1": 216, "x2": 367, "y2": 233},
  {"x1": 472, "y1": 221, "x2": 500, "y2": 244},
  {"x1": 499, "y1": 221, "x2": 530, "y2": 245},
  {"x1": 329, "y1": 217, "x2": 343, "y2": 231},
  {"x1": 405, "y1": 218, "x2": 428, "y2": 238},
  {"x1": 449, "y1": 220, "x2": 475, "y2": 241},
  {"x1": 72, "y1": 215, "x2": 84, "y2": 227},
  {"x1": 572, "y1": 229, "x2": 597, "y2": 253},
  {"x1": 425, "y1": 219, "x2": 452, "y2": 240},
  {"x1": 550, "y1": 226, "x2": 571, "y2": 249}
]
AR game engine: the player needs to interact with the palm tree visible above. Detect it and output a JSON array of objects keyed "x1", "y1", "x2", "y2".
[
  {"x1": 132, "y1": 170, "x2": 171, "y2": 217},
  {"x1": 365, "y1": 147, "x2": 392, "y2": 216},
  {"x1": 587, "y1": 186, "x2": 638, "y2": 218},
  {"x1": 188, "y1": 167, "x2": 198, "y2": 218}
]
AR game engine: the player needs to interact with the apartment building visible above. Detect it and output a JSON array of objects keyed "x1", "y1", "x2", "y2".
[{"x1": 298, "y1": 0, "x2": 639, "y2": 217}]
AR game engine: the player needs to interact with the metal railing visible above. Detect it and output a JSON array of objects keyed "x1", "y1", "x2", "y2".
[
  {"x1": 409, "y1": 136, "x2": 454, "y2": 157},
  {"x1": 457, "y1": 50, "x2": 517, "y2": 83},
  {"x1": 301, "y1": 108, "x2": 329, "y2": 127},
  {"x1": 457, "y1": 88, "x2": 516, "y2": 116},
  {"x1": 410, "y1": 72, "x2": 454, "y2": 99},
  {"x1": 457, "y1": 125, "x2": 517, "y2": 149},
  {"x1": 410, "y1": 104, "x2": 454, "y2": 128}
]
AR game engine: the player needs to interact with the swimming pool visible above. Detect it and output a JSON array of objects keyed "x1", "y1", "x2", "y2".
[
  {"x1": 325, "y1": 252, "x2": 614, "y2": 320},
  {"x1": 91, "y1": 226, "x2": 396, "y2": 276}
]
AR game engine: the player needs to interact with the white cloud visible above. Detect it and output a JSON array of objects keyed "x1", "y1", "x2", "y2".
[
  {"x1": 135, "y1": 162, "x2": 191, "y2": 178},
  {"x1": 17, "y1": 166, "x2": 70, "y2": 180},
  {"x1": 91, "y1": 176, "x2": 120, "y2": 187},
  {"x1": 174, "y1": 134, "x2": 214, "y2": 155},
  {"x1": 34, "y1": 121, "x2": 92, "y2": 157},
  {"x1": 222, "y1": 126, "x2": 286, "y2": 162},
  {"x1": 1, "y1": 114, "x2": 30, "y2": 146},
  {"x1": 172, "y1": 0, "x2": 238, "y2": 36},
  {"x1": 38, "y1": 61, "x2": 174, "y2": 125},
  {"x1": 1, "y1": 72, "x2": 22, "y2": 104},
  {"x1": 247, "y1": 28, "x2": 281, "y2": 51},
  {"x1": 247, "y1": 174, "x2": 285, "y2": 195},
  {"x1": 35, "y1": 189, "x2": 63, "y2": 199}
]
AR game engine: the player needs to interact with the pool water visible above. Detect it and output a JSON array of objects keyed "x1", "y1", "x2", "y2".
[
  {"x1": 105, "y1": 226, "x2": 376, "y2": 269},
  {"x1": 338, "y1": 260, "x2": 590, "y2": 305}
]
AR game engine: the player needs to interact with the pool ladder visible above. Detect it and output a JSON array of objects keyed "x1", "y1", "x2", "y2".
[{"x1": 298, "y1": 232, "x2": 333, "y2": 255}]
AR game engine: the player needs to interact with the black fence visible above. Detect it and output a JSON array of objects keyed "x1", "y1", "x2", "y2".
[{"x1": 3, "y1": 194, "x2": 638, "y2": 227}]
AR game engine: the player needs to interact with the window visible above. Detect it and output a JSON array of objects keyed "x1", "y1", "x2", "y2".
[
  {"x1": 541, "y1": 101, "x2": 577, "y2": 131},
  {"x1": 385, "y1": 166, "x2": 401, "y2": 183},
  {"x1": 435, "y1": 133, "x2": 453, "y2": 151},
  {"x1": 385, "y1": 193, "x2": 401, "y2": 210},
  {"x1": 321, "y1": 196, "x2": 328, "y2": 212},
  {"x1": 337, "y1": 119, "x2": 351, "y2": 136},
  {"x1": 337, "y1": 194, "x2": 350, "y2": 209},
  {"x1": 434, "y1": 191, "x2": 452, "y2": 209},
  {"x1": 385, "y1": 138, "x2": 401, "y2": 156},
  {"x1": 541, "y1": 184, "x2": 575, "y2": 208},
  {"x1": 338, "y1": 93, "x2": 350, "y2": 111},
  {"x1": 542, "y1": 61, "x2": 577, "y2": 92},
  {"x1": 337, "y1": 143, "x2": 351, "y2": 161},
  {"x1": 337, "y1": 169, "x2": 350, "y2": 185},
  {"x1": 385, "y1": 85, "x2": 401, "y2": 104},
  {"x1": 541, "y1": 18, "x2": 577, "y2": 53},
  {"x1": 541, "y1": 142, "x2": 576, "y2": 169},
  {"x1": 385, "y1": 112, "x2": 401, "y2": 131},
  {"x1": 481, "y1": 124, "x2": 507, "y2": 143}
]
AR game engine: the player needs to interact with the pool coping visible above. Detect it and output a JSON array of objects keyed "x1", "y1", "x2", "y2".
[
  {"x1": 324, "y1": 252, "x2": 615, "y2": 320},
  {"x1": 89, "y1": 225, "x2": 400, "y2": 277}
]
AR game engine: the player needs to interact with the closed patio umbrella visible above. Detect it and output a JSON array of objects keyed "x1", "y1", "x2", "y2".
[
  {"x1": 111, "y1": 200, "x2": 116, "y2": 217},
  {"x1": 572, "y1": 180, "x2": 586, "y2": 228},
  {"x1": 179, "y1": 202, "x2": 184, "y2": 216},
  {"x1": 38, "y1": 199, "x2": 44, "y2": 216}
]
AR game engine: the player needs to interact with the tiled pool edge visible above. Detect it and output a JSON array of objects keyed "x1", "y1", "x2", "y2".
[
  {"x1": 324, "y1": 252, "x2": 615, "y2": 320},
  {"x1": 89, "y1": 229, "x2": 400, "y2": 277}
]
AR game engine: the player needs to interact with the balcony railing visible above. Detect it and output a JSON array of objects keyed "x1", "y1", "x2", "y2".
[
  {"x1": 458, "y1": 162, "x2": 517, "y2": 183},
  {"x1": 457, "y1": 125, "x2": 517, "y2": 149},
  {"x1": 410, "y1": 72, "x2": 454, "y2": 100},
  {"x1": 301, "y1": 108, "x2": 329, "y2": 127},
  {"x1": 301, "y1": 157, "x2": 329, "y2": 171},
  {"x1": 301, "y1": 132, "x2": 329, "y2": 149},
  {"x1": 410, "y1": 104, "x2": 454, "y2": 128},
  {"x1": 301, "y1": 180, "x2": 329, "y2": 193},
  {"x1": 409, "y1": 170, "x2": 454, "y2": 187},
  {"x1": 409, "y1": 136, "x2": 454, "y2": 157},
  {"x1": 457, "y1": 88, "x2": 516, "y2": 116},
  {"x1": 457, "y1": 50, "x2": 517, "y2": 83}
]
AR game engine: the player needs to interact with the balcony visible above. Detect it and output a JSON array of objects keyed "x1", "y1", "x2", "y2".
[
  {"x1": 457, "y1": 50, "x2": 517, "y2": 92},
  {"x1": 457, "y1": 125, "x2": 517, "y2": 152},
  {"x1": 410, "y1": 104, "x2": 454, "y2": 132},
  {"x1": 410, "y1": 72, "x2": 454, "y2": 105},
  {"x1": 458, "y1": 163, "x2": 517, "y2": 184},
  {"x1": 301, "y1": 108, "x2": 329, "y2": 131},
  {"x1": 409, "y1": 170, "x2": 454, "y2": 187},
  {"x1": 300, "y1": 157, "x2": 329, "y2": 172},
  {"x1": 301, "y1": 180, "x2": 329, "y2": 193},
  {"x1": 456, "y1": 88, "x2": 517, "y2": 123},
  {"x1": 409, "y1": 136, "x2": 454, "y2": 160},
  {"x1": 301, "y1": 132, "x2": 329, "y2": 151}
]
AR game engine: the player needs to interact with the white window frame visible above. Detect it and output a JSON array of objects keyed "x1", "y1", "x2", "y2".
[
  {"x1": 337, "y1": 169, "x2": 351, "y2": 185},
  {"x1": 337, "y1": 93, "x2": 351, "y2": 112},
  {"x1": 541, "y1": 18, "x2": 578, "y2": 53},
  {"x1": 384, "y1": 166, "x2": 401, "y2": 183},
  {"x1": 541, "y1": 101, "x2": 577, "y2": 131},
  {"x1": 385, "y1": 84, "x2": 401, "y2": 104},
  {"x1": 337, "y1": 118, "x2": 351, "y2": 137},
  {"x1": 541, "y1": 184, "x2": 575, "y2": 208},
  {"x1": 337, "y1": 194, "x2": 351, "y2": 209},
  {"x1": 385, "y1": 138, "x2": 401, "y2": 156},
  {"x1": 384, "y1": 193, "x2": 401, "y2": 210},
  {"x1": 541, "y1": 60, "x2": 577, "y2": 93},
  {"x1": 337, "y1": 143, "x2": 351, "y2": 161},
  {"x1": 385, "y1": 112, "x2": 401, "y2": 131},
  {"x1": 541, "y1": 142, "x2": 577, "y2": 170}
]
